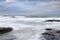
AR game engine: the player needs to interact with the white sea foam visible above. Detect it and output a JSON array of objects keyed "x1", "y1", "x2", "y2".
[{"x1": 0, "y1": 16, "x2": 60, "y2": 40}]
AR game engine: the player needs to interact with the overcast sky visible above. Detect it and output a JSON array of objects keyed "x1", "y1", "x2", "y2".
[{"x1": 0, "y1": 0, "x2": 60, "y2": 16}]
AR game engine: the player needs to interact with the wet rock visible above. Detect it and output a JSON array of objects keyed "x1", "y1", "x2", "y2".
[
  {"x1": 0, "y1": 27, "x2": 13, "y2": 34},
  {"x1": 41, "y1": 28, "x2": 60, "y2": 40},
  {"x1": 41, "y1": 33, "x2": 56, "y2": 40},
  {"x1": 41, "y1": 32, "x2": 60, "y2": 40},
  {"x1": 45, "y1": 19, "x2": 60, "y2": 22},
  {"x1": 56, "y1": 30, "x2": 60, "y2": 33},
  {"x1": 45, "y1": 28, "x2": 52, "y2": 30},
  {"x1": 42, "y1": 32, "x2": 55, "y2": 36}
]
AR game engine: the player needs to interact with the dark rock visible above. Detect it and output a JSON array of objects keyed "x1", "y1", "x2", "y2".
[
  {"x1": 41, "y1": 28, "x2": 60, "y2": 40},
  {"x1": 42, "y1": 32, "x2": 55, "y2": 36},
  {"x1": 0, "y1": 27, "x2": 13, "y2": 34},
  {"x1": 45, "y1": 28, "x2": 52, "y2": 30},
  {"x1": 56, "y1": 30, "x2": 60, "y2": 33},
  {"x1": 45, "y1": 19, "x2": 60, "y2": 22},
  {"x1": 41, "y1": 32, "x2": 57, "y2": 40}
]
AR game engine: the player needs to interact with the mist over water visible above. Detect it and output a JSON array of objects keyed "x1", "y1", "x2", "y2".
[{"x1": 0, "y1": 16, "x2": 60, "y2": 40}]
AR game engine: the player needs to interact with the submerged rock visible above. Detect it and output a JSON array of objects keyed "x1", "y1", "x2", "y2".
[
  {"x1": 41, "y1": 33, "x2": 56, "y2": 40},
  {"x1": 42, "y1": 32, "x2": 55, "y2": 36},
  {"x1": 11, "y1": 16, "x2": 15, "y2": 18},
  {"x1": 56, "y1": 30, "x2": 60, "y2": 33},
  {"x1": 45, "y1": 19, "x2": 60, "y2": 22},
  {"x1": 41, "y1": 28, "x2": 60, "y2": 40},
  {"x1": 0, "y1": 27, "x2": 13, "y2": 34}
]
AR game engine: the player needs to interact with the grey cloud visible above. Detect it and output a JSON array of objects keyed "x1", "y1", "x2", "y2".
[
  {"x1": 0, "y1": 0, "x2": 60, "y2": 16},
  {"x1": 16, "y1": 0, "x2": 60, "y2": 2},
  {"x1": 0, "y1": 0, "x2": 5, "y2": 1}
]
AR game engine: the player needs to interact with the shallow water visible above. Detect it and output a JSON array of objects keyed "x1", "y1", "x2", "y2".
[{"x1": 0, "y1": 16, "x2": 60, "y2": 40}]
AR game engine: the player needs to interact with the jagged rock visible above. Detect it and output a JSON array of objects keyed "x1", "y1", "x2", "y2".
[
  {"x1": 45, "y1": 19, "x2": 60, "y2": 22},
  {"x1": 0, "y1": 27, "x2": 13, "y2": 34}
]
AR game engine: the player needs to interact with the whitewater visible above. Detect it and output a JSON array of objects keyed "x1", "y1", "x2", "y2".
[{"x1": 0, "y1": 16, "x2": 60, "y2": 40}]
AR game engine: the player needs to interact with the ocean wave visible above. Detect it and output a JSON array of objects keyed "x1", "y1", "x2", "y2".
[{"x1": 0, "y1": 16, "x2": 60, "y2": 40}]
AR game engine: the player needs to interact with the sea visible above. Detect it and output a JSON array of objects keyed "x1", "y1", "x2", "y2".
[{"x1": 0, "y1": 15, "x2": 60, "y2": 40}]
